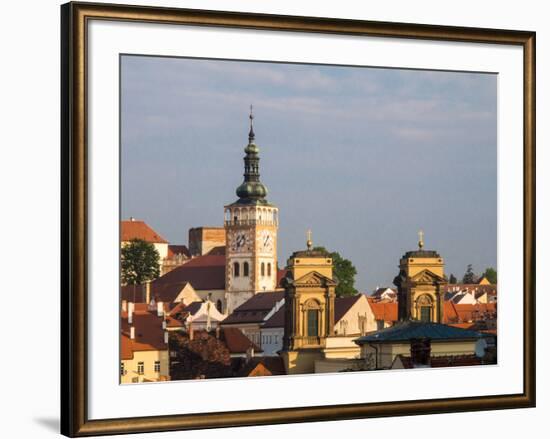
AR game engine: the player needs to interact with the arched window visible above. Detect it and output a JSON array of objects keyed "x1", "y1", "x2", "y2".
[
  {"x1": 233, "y1": 262, "x2": 240, "y2": 277},
  {"x1": 243, "y1": 261, "x2": 249, "y2": 277},
  {"x1": 216, "y1": 300, "x2": 223, "y2": 313},
  {"x1": 261, "y1": 262, "x2": 265, "y2": 276},
  {"x1": 267, "y1": 263, "x2": 271, "y2": 277},
  {"x1": 417, "y1": 294, "x2": 433, "y2": 322},
  {"x1": 304, "y1": 299, "x2": 321, "y2": 340}
]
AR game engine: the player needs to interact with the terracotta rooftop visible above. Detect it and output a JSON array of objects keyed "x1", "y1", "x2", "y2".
[
  {"x1": 153, "y1": 253, "x2": 226, "y2": 290},
  {"x1": 221, "y1": 327, "x2": 261, "y2": 354},
  {"x1": 121, "y1": 219, "x2": 168, "y2": 244},
  {"x1": 444, "y1": 302, "x2": 497, "y2": 323},
  {"x1": 167, "y1": 245, "x2": 191, "y2": 258},
  {"x1": 120, "y1": 309, "x2": 167, "y2": 360},
  {"x1": 368, "y1": 297, "x2": 398, "y2": 322},
  {"x1": 237, "y1": 356, "x2": 286, "y2": 377}
]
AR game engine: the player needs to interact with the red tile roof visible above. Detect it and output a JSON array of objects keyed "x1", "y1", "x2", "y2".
[
  {"x1": 444, "y1": 302, "x2": 497, "y2": 323},
  {"x1": 153, "y1": 253, "x2": 226, "y2": 290},
  {"x1": 167, "y1": 245, "x2": 190, "y2": 258},
  {"x1": 121, "y1": 219, "x2": 168, "y2": 243},
  {"x1": 238, "y1": 356, "x2": 286, "y2": 376},
  {"x1": 221, "y1": 327, "x2": 261, "y2": 354},
  {"x1": 368, "y1": 297, "x2": 398, "y2": 322},
  {"x1": 120, "y1": 309, "x2": 167, "y2": 360}
]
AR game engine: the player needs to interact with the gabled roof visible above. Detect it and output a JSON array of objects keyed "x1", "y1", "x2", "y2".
[
  {"x1": 355, "y1": 320, "x2": 484, "y2": 344},
  {"x1": 334, "y1": 295, "x2": 363, "y2": 323},
  {"x1": 121, "y1": 219, "x2": 168, "y2": 243},
  {"x1": 237, "y1": 356, "x2": 286, "y2": 376},
  {"x1": 410, "y1": 269, "x2": 447, "y2": 284},
  {"x1": 443, "y1": 302, "x2": 497, "y2": 323},
  {"x1": 153, "y1": 253, "x2": 226, "y2": 290},
  {"x1": 221, "y1": 327, "x2": 262, "y2": 354},
  {"x1": 290, "y1": 270, "x2": 338, "y2": 287},
  {"x1": 223, "y1": 292, "x2": 284, "y2": 325}
]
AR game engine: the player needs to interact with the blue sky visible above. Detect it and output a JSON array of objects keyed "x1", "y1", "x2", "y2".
[{"x1": 121, "y1": 55, "x2": 497, "y2": 292}]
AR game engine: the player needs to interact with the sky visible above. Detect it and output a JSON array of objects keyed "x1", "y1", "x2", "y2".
[{"x1": 121, "y1": 55, "x2": 497, "y2": 293}]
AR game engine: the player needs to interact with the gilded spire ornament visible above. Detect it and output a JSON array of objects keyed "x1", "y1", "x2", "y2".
[
  {"x1": 306, "y1": 229, "x2": 313, "y2": 251},
  {"x1": 418, "y1": 229, "x2": 424, "y2": 250}
]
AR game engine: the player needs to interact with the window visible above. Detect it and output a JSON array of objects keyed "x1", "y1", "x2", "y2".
[
  {"x1": 137, "y1": 361, "x2": 144, "y2": 375},
  {"x1": 267, "y1": 263, "x2": 271, "y2": 277},
  {"x1": 120, "y1": 362, "x2": 126, "y2": 376},
  {"x1": 154, "y1": 361, "x2": 161, "y2": 373},
  {"x1": 234, "y1": 262, "x2": 240, "y2": 277},
  {"x1": 243, "y1": 261, "x2": 249, "y2": 277},
  {"x1": 420, "y1": 306, "x2": 432, "y2": 322},
  {"x1": 307, "y1": 309, "x2": 319, "y2": 337},
  {"x1": 261, "y1": 262, "x2": 265, "y2": 276}
]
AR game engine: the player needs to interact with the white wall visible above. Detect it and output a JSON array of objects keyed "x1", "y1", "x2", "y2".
[{"x1": 1, "y1": 1, "x2": 547, "y2": 439}]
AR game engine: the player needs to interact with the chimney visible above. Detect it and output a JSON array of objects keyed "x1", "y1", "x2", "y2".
[
  {"x1": 189, "y1": 322, "x2": 194, "y2": 340},
  {"x1": 130, "y1": 326, "x2": 135, "y2": 340},
  {"x1": 164, "y1": 331, "x2": 169, "y2": 344},
  {"x1": 157, "y1": 301, "x2": 164, "y2": 317},
  {"x1": 162, "y1": 320, "x2": 167, "y2": 330},
  {"x1": 128, "y1": 302, "x2": 135, "y2": 324},
  {"x1": 145, "y1": 281, "x2": 151, "y2": 304},
  {"x1": 410, "y1": 338, "x2": 431, "y2": 367},
  {"x1": 130, "y1": 216, "x2": 135, "y2": 222},
  {"x1": 121, "y1": 300, "x2": 127, "y2": 313}
]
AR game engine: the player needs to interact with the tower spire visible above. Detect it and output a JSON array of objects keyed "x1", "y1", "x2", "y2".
[
  {"x1": 418, "y1": 229, "x2": 424, "y2": 250},
  {"x1": 248, "y1": 104, "x2": 255, "y2": 143},
  {"x1": 235, "y1": 106, "x2": 268, "y2": 203}
]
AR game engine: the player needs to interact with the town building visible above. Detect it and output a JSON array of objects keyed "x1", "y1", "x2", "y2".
[
  {"x1": 120, "y1": 302, "x2": 170, "y2": 383},
  {"x1": 188, "y1": 227, "x2": 226, "y2": 257}
]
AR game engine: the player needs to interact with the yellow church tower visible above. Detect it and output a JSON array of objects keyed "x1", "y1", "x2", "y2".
[
  {"x1": 280, "y1": 231, "x2": 338, "y2": 374},
  {"x1": 224, "y1": 107, "x2": 279, "y2": 314},
  {"x1": 393, "y1": 231, "x2": 447, "y2": 323}
]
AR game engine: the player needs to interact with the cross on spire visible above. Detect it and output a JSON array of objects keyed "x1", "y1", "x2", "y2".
[{"x1": 306, "y1": 229, "x2": 313, "y2": 251}]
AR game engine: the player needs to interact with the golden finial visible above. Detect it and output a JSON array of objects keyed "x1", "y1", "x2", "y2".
[
  {"x1": 418, "y1": 229, "x2": 424, "y2": 250},
  {"x1": 306, "y1": 229, "x2": 313, "y2": 251}
]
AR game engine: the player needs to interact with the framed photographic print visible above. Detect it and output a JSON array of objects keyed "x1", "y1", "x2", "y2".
[{"x1": 61, "y1": 1, "x2": 535, "y2": 436}]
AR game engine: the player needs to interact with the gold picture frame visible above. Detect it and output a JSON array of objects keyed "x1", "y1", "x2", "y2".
[{"x1": 61, "y1": 2, "x2": 536, "y2": 436}]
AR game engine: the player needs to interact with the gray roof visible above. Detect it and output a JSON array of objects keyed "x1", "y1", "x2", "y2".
[{"x1": 355, "y1": 320, "x2": 484, "y2": 344}]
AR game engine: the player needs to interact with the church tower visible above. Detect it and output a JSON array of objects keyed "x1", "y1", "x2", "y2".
[
  {"x1": 224, "y1": 108, "x2": 279, "y2": 314},
  {"x1": 393, "y1": 231, "x2": 447, "y2": 323}
]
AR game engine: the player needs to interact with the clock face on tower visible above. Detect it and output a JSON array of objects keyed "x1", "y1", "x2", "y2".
[
  {"x1": 230, "y1": 230, "x2": 252, "y2": 253},
  {"x1": 258, "y1": 230, "x2": 274, "y2": 253}
]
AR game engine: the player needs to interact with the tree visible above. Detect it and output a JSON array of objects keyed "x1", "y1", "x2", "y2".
[
  {"x1": 462, "y1": 264, "x2": 477, "y2": 284},
  {"x1": 313, "y1": 246, "x2": 357, "y2": 297},
  {"x1": 481, "y1": 267, "x2": 497, "y2": 284},
  {"x1": 449, "y1": 273, "x2": 457, "y2": 284},
  {"x1": 121, "y1": 238, "x2": 160, "y2": 285}
]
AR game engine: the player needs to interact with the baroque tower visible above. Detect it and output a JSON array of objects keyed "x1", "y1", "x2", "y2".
[
  {"x1": 393, "y1": 231, "x2": 447, "y2": 323},
  {"x1": 224, "y1": 108, "x2": 279, "y2": 314}
]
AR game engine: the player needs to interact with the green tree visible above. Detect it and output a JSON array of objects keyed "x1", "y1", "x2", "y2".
[
  {"x1": 121, "y1": 238, "x2": 160, "y2": 285},
  {"x1": 481, "y1": 267, "x2": 497, "y2": 284},
  {"x1": 449, "y1": 273, "x2": 457, "y2": 284},
  {"x1": 462, "y1": 264, "x2": 477, "y2": 284},
  {"x1": 313, "y1": 246, "x2": 358, "y2": 297}
]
